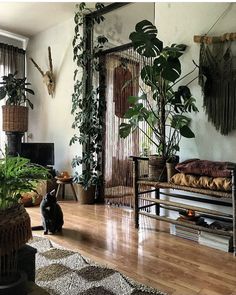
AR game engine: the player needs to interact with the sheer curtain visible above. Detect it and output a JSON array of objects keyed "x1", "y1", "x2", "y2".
[
  {"x1": 0, "y1": 42, "x2": 25, "y2": 151},
  {"x1": 104, "y1": 50, "x2": 140, "y2": 206}
]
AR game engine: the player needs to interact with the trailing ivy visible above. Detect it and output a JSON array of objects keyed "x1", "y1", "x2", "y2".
[{"x1": 70, "y1": 3, "x2": 108, "y2": 190}]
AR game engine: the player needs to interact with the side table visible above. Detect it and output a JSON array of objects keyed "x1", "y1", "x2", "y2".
[{"x1": 55, "y1": 178, "x2": 78, "y2": 201}]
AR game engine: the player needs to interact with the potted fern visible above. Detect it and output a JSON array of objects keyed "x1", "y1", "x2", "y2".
[
  {"x1": 0, "y1": 150, "x2": 49, "y2": 292},
  {"x1": 119, "y1": 20, "x2": 198, "y2": 181}
]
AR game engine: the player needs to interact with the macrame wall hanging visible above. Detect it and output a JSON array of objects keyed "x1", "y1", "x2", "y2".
[{"x1": 194, "y1": 4, "x2": 236, "y2": 135}]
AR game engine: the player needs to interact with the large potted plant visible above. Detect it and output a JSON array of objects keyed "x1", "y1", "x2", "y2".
[
  {"x1": 119, "y1": 20, "x2": 198, "y2": 181},
  {"x1": 0, "y1": 72, "x2": 34, "y2": 132},
  {"x1": 70, "y1": 3, "x2": 107, "y2": 204},
  {"x1": 0, "y1": 150, "x2": 49, "y2": 293},
  {"x1": 0, "y1": 72, "x2": 35, "y2": 156}
]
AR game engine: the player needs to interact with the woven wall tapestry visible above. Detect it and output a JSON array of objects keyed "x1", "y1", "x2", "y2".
[{"x1": 199, "y1": 42, "x2": 236, "y2": 135}]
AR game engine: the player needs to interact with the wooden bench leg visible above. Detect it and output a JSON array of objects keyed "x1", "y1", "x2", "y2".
[
  {"x1": 232, "y1": 170, "x2": 236, "y2": 256},
  {"x1": 155, "y1": 188, "x2": 160, "y2": 216},
  {"x1": 133, "y1": 159, "x2": 139, "y2": 229}
]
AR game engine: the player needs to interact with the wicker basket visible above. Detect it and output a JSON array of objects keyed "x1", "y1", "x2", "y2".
[
  {"x1": 2, "y1": 106, "x2": 28, "y2": 132},
  {"x1": 0, "y1": 203, "x2": 32, "y2": 255},
  {"x1": 148, "y1": 156, "x2": 167, "y2": 181},
  {"x1": 0, "y1": 204, "x2": 32, "y2": 285}
]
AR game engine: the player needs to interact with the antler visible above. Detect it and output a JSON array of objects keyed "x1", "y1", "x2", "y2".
[
  {"x1": 30, "y1": 58, "x2": 44, "y2": 77},
  {"x1": 48, "y1": 46, "x2": 53, "y2": 73}
]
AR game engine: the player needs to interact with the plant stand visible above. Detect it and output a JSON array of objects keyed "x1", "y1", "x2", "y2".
[{"x1": 5, "y1": 132, "x2": 24, "y2": 156}]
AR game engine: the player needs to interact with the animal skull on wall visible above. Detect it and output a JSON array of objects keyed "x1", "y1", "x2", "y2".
[{"x1": 30, "y1": 47, "x2": 55, "y2": 97}]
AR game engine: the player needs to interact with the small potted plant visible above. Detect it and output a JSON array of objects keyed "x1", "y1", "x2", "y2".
[
  {"x1": 119, "y1": 20, "x2": 198, "y2": 181},
  {"x1": 0, "y1": 149, "x2": 49, "y2": 291}
]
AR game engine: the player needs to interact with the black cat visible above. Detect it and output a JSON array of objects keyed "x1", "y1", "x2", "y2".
[{"x1": 32, "y1": 189, "x2": 64, "y2": 234}]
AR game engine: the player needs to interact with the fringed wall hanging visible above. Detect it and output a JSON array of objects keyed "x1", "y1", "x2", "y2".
[
  {"x1": 194, "y1": 4, "x2": 236, "y2": 135},
  {"x1": 194, "y1": 35, "x2": 236, "y2": 135}
]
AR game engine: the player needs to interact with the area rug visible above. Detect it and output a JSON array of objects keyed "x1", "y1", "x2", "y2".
[{"x1": 28, "y1": 236, "x2": 168, "y2": 295}]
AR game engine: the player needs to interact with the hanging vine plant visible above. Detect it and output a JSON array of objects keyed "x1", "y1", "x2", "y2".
[{"x1": 70, "y1": 3, "x2": 108, "y2": 192}]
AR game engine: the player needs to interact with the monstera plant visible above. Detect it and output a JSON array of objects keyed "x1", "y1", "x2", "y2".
[{"x1": 119, "y1": 20, "x2": 198, "y2": 180}]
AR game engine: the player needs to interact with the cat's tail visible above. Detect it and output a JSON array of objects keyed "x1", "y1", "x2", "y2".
[{"x1": 31, "y1": 225, "x2": 44, "y2": 231}]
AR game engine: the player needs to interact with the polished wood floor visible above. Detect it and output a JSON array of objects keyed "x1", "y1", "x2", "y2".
[{"x1": 27, "y1": 202, "x2": 236, "y2": 295}]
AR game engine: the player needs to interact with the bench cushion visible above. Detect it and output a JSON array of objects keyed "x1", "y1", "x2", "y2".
[
  {"x1": 171, "y1": 173, "x2": 231, "y2": 192},
  {"x1": 175, "y1": 159, "x2": 232, "y2": 178}
]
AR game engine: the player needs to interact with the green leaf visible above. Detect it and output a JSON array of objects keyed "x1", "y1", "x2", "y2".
[
  {"x1": 161, "y1": 57, "x2": 181, "y2": 82},
  {"x1": 0, "y1": 87, "x2": 6, "y2": 100},
  {"x1": 180, "y1": 125, "x2": 195, "y2": 138},
  {"x1": 25, "y1": 88, "x2": 35, "y2": 95},
  {"x1": 128, "y1": 96, "x2": 140, "y2": 104},
  {"x1": 129, "y1": 20, "x2": 163, "y2": 58},
  {"x1": 119, "y1": 123, "x2": 132, "y2": 138}
]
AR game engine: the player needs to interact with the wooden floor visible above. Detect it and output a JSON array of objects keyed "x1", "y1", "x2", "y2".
[{"x1": 27, "y1": 201, "x2": 236, "y2": 295}]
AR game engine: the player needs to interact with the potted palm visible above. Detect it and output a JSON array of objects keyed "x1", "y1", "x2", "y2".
[
  {"x1": 119, "y1": 20, "x2": 198, "y2": 181},
  {"x1": 0, "y1": 150, "x2": 49, "y2": 293}
]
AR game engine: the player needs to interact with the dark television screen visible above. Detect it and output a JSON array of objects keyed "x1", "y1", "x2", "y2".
[{"x1": 21, "y1": 143, "x2": 54, "y2": 166}]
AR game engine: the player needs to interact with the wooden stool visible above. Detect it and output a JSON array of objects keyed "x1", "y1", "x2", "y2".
[{"x1": 55, "y1": 179, "x2": 78, "y2": 201}]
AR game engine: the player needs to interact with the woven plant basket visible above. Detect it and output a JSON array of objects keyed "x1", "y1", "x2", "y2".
[
  {"x1": 0, "y1": 204, "x2": 32, "y2": 285},
  {"x1": 77, "y1": 184, "x2": 95, "y2": 204},
  {"x1": 0, "y1": 203, "x2": 32, "y2": 256},
  {"x1": 148, "y1": 155, "x2": 167, "y2": 181},
  {"x1": 2, "y1": 106, "x2": 28, "y2": 132}
]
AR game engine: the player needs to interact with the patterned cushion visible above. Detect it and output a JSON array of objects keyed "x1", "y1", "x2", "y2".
[
  {"x1": 171, "y1": 173, "x2": 231, "y2": 192},
  {"x1": 175, "y1": 159, "x2": 232, "y2": 178}
]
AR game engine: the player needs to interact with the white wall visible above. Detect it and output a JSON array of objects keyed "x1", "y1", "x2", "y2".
[
  {"x1": 26, "y1": 3, "x2": 236, "y2": 201},
  {"x1": 155, "y1": 2, "x2": 236, "y2": 162},
  {"x1": 26, "y1": 3, "x2": 155, "y2": 176},
  {"x1": 26, "y1": 17, "x2": 81, "y2": 175}
]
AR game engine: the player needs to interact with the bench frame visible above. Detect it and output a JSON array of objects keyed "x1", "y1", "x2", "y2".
[{"x1": 131, "y1": 156, "x2": 236, "y2": 255}]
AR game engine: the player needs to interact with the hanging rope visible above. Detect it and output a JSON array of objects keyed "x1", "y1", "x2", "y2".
[{"x1": 194, "y1": 3, "x2": 235, "y2": 44}]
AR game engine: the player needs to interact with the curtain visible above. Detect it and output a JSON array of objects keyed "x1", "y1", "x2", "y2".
[
  {"x1": 104, "y1": 50, "x2": 140, "y2": 207},
  {"x1": 0, "y1": 43, "x2": 25, "y2": 150},
  {"x1": 0, "y1": 43, "x2": 25, "y2": 77}
]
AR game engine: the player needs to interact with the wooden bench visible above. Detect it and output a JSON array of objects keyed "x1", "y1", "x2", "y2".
[{"x1": 131, "y1": 156, "x2": 236, "y2": 255}]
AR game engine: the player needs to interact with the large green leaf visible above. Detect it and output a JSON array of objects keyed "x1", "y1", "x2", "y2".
[
  {"x1": 164, "y1": 44, "x2": 187, "y2": 58},
  {"x1": 161, "y1": 57, "x2": 181, "y2": 82},
  {"x1": 180, "y1": 125, "x2": 195, "y2": 138},
  {"x1": 171, "y1": 114, "x2": 191, "y2": 129},
  {"x1": 141, "y1": 65, "x2": 160, "y2": 87},
  {"x1": 119, "y1": 123, "x2": 132, "y2": 138},
  {"x1": 0, "y1": 87, "x2": 6, "y2": 100},
  {"x1": 129, "y1": 20, "x2": 163, "y2": 57}
]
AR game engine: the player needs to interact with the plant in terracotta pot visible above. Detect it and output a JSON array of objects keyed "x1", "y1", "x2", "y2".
[
  {"x1": 119, "y1": 20, "x2": 198, "y2": 181},
  {"x1": 0, "y1": 149, "x2": 49, "y2": 291}
]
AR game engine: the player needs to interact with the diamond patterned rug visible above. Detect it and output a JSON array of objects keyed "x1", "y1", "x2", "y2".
[{"x1": 29, "y1": 236, "x2": 168, "y2": 295}]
